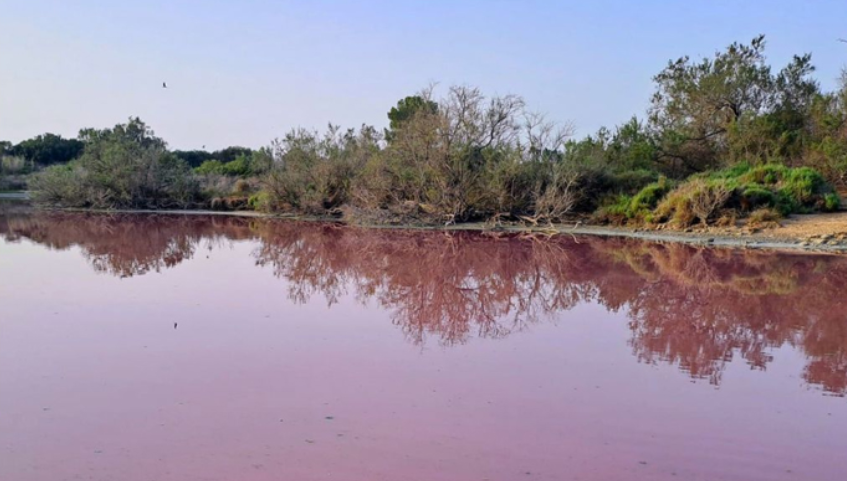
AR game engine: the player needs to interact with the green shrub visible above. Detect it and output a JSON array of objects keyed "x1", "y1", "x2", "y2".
[
  {"x1": 30, "y1": 118, "x2": 200, "y2": 209},
  {"x1": 608, "y1": 169, "x2": 660, "y2": 194},
  {"x1": 655, "y1": 178, "x2": 734, "y2": 227},
  {"x1": 597, "y1": 176, "x2": 672, "y2": 224},
  {"x1": 195, "y1": 160, "x2": 226, "y2": 176},
  {"x1": 248, "y1": 191, "x2": 272, "y2": 211},
  {"x1": 739, "y1": 183, "x2": 776, "y2": 209},
  {"x1": 824, "y1": 193, "x2": 841, "y2": 212}
]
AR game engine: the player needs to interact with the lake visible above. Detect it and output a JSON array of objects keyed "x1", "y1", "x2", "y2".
[{"x1": 1, "y1": 209, "x2": 846, "y2": 481}]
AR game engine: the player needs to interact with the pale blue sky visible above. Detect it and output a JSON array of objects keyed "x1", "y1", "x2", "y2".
[{"x1": 2, "y1": 0, "x2": 846, "y2": 150}]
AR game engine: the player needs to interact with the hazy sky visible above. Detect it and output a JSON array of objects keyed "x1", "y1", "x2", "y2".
[{"x1": 2, "y1": 0, "x2": 846, "y2": 150}]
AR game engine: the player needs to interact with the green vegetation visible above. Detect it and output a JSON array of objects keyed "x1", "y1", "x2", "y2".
[
  {"x1": 30, "y1": 118, "x2": 200, "y2": 209},
  {"x1": 19, "y1": 35, "x2": 847, "y2": 225}
]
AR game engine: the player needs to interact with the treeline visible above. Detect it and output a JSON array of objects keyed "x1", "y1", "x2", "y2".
[{"x1": 20, "y1": 36, "x2": 847, "y2": 226}]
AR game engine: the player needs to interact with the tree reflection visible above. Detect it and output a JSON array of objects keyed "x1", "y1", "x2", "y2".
[{"x1": 2, "y1": 211, "x2": 847, "y2": 395}]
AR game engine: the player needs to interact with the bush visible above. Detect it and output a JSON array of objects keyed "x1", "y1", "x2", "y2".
[
  {"x1": 194, "y1": 154, "x2": 257, "y2": 177},
  {"x1": 195, "y1": 160, "x2": 226, "y2": 176},
  {"x1": 824, "y1": 193, "x2": 841, "y2": 212},
  {"x1": 651, "y1": 164, "x2": 839, "y2": 227},
  {"x1": 608, "y1": 169, "x2": 660, "y2": 194},
  {"x1": 1, "y1": 156, "x2": 34, "y2": 175},
  {"x1": 265, "y1": 125, "x2": 378, "y2": 215},
  {"x1": 596, "y1": 176, "x2": 673, "y2": 224},
  {"x1": 656, "y1": 178, "x2": 733, "y2": 227},
  {"x1": 746, "y1": 207, "x2": 783, "y2": 228},
  {"x1": 739, "y1": 183, "x2": 776, "y2": 210},
  {"x1": 30, "y1": 118, "x2": 200, "y2": 209}
]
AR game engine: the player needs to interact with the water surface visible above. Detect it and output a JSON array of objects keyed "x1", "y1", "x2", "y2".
[{"x1": 1, "y1": 211, "x2": 846, "y2": 480}]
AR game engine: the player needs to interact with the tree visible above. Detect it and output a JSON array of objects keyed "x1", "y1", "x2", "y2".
[
  {"x1": 11, "y1": 133, "x2": 83, "y2": 165},
  {"x1": 213, "y1": 146, "x2": 253, "y2": 163},
  {"x1": 32, "y1": 117, "x2": 198, "y2": 208},
  {"x1": 172, "y1": 150, "x2": 215, "y2": 168},
  {"x1": 648, "y1": 35, "x2": 818, "y2": 173},
  {"x1": 385, "y1": 95, "x2": 439, "y2": 141}
]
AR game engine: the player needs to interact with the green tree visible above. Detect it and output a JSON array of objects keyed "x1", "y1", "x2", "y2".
[
  {"x1": 385, "y1": 95, "x2": 438, "y2": 141},
  {"x1": 213, "y1": 146, "x2": 253, "y2": 163},
  {"x1": 12, "y1": 133, "x2": 84, "y2": 165},
  {"x1": 648, "y1": 35, "x2": 818, "y2": 174},
  {"x1": 173, "y1": 150, "x2": 215, "y2": 168},
  {"x1": 32, "y1": 117, "x2": 198, "y2": 208}
]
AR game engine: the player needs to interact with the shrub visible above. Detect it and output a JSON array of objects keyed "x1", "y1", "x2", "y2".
[
  {"x1": 655, "y1": 178, "x2": 733, "y2": 227},
  {"x1": 265, "y1": 125, "x2": 378, "y2": 215},
  {"x1": 739, "y1": 183, "x2": 776, "y2": 210},
  {"x1": 746, "y1": 207, "x2": 783, "y2": 228},
  {"x1": 30, "y1": 118, "x2": 200, "y2": 209},
  {"x1": 248, "y1": 191, "x2": 272, "y2": 211},
  {"x1": 651, "y1": 164, "x2": 839, "y2": 227},
  {"x1": 824, "y1": 193, "x2": 841, "y2": 212},
  {"x1": 608, "y1": 169, "x2": 660, "y2": 194},
  {"x1": 1, "y1": 156, "x2": 34, "y2": 175},
  {"x1": 596, "y1": 176, "x2": 672, "y2": 224},
  {"x1": 195, "y1": 160, "x2": 226, "y2": 176}
]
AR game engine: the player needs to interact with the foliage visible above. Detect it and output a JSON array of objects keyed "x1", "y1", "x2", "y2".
[
  {"x1": 655, "y1": 178, "x2": 734, "y2": 227},
  {"x1": 212, "y1": 146, "x2": 253, "y2": 164},
  {"x1": 385, "y1": 95, "x2": 439, "y2": 141},
  {"x1": 649, "y1": 35, "x2": 820, "y2": 175},
  {"x1": 10, "y1": 133, "x2": 84, "y2": 166},
  {"x1": 31, "y1": 118, "x2": 199, "y2": 209},
  {"x1": 350, "y1": 86, "x2": 590, "y2": 224},
  {"x1": 195, "y1": 154, "x2": 254, "y2": 177},
  {"x1": 598, "y1": 176, "x2": 673, "y2": 224},
  {"x1": 264, "y1": 124, "x2": 381, "y2": 215},
  {"x1": 746, "y1": 207, "x2": 782, "y2": 228},
  {"x1": 652, "y1": 164, "x2": 839, "y2": 227},
  {"x1": 172, "y1": 150, "x2": 215, "y2": 168},
  {"x1": 0, "y1": 156, "x2": 34, "y2": 175}
]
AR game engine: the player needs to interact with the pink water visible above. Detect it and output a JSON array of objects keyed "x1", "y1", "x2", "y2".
[{"x1": 1, "y1": 211, "x2": 846, "y2": 480}]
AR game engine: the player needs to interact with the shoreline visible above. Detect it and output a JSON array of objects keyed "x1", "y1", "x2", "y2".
[{"x1": 10, "y1": 203, "x2": 847, "y2": 255}]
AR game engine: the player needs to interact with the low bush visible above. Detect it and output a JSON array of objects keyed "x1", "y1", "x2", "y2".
[
  {"x1": 595, "y1": 176, "x2": 673, "y2": 225},
  {"x1": 746, "y1": 207, "x2": 783, "y2": 228},
  {"x1": 652, "y1": 164, "x2": 839, "y2": 227},
  {"x1": 655, "y1": 178, "x2": 734, "y2": 227}
]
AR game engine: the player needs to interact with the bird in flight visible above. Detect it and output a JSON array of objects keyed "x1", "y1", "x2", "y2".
[
  {"x1": 839, "y1": 39, "x2": 847, "y2": 43},
  {"x1": 163, "y1": 82, "x2": 168, "y2": 88}
]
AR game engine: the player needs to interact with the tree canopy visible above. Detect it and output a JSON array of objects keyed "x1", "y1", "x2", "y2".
[{"x1": 10, "y1": 133, "x2": 84, "y2": 165}]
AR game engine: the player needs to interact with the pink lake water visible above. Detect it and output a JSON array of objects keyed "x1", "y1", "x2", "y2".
[{"x1": 1, "y1": 210, "x2": 846, "y2": 481}]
